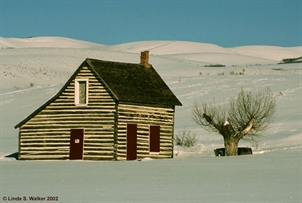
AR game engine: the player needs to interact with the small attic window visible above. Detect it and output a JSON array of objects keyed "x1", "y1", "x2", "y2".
[{"x1": 75, "y1": 79, "x2": 88, "y2": 106}]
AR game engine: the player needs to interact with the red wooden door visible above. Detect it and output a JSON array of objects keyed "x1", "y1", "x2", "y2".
[
  {"x1": 127, "y1": 124, "x2": 137, "y2": 160},
  {"x1": 150, "y1": 125, "x2": 160, "y2": 153},
  {"x1": 69, "y1": 129, "x2": 84, "y2": 160}
]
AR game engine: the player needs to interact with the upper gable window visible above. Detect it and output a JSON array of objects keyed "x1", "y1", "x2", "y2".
[{"x1": 75, "y1": 79, "x2": 88, "y2": 106}]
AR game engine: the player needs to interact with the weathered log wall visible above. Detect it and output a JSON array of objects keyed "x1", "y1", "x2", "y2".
[
  {"x1": 117, "y1": 103, "x2": 175, "y2": 160},
  {"x1": 19, "y1": 65, "x2": 116, "y2": 160},
  {"x1": 19, "y1": 64, "x2": 176, "y2": 161}
]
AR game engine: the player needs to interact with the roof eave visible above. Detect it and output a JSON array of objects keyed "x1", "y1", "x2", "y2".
[{"x1": 14, "y1": 60, "x2": 87, "y2": 129}]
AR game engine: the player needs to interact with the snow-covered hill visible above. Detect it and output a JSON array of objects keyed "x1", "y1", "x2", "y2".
[
  {"x1": 0, "y1": 36, "x2": 103, "y2": 48},
  {"x1": 1, "y1": 36, "x2": 301, "y2": 202},
  {"x1": 1, "y1": 37, "x2": 301, "y2": 91}
]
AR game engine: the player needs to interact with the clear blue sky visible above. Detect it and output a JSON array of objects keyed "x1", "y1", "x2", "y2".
[{"x1": 1, "y1": 0, "x2": 301, "y2": 47}]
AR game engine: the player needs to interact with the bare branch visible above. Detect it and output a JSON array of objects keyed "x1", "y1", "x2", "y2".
[
  {"x1": 229, "y1": 88, "x2": 276, "y2": 138},
  {"x1": 192, "y1": 101, "x2": 227, "y2": 135},
  {"x1": 241, "y1": 118, "x2": 255, "y2": 135},
  {"x1": 236, "y1": 118, "x2": 255, "y2": 139}
]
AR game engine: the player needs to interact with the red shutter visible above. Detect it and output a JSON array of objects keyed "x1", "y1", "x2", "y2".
[{"x1": 150, "y1": 126, "x2": 160, "y2": 153}]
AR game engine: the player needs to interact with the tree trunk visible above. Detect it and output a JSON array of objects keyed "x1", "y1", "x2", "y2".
[
  {"x1": 223, "y1": 118, "x2": 255, "y2": 156},
  {"x1": 224, "y1": 136, "x2": 239, "y2": 156}
]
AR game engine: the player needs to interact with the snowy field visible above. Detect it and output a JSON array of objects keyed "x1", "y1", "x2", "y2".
[{"x1": 0, "y1": 37, "x2": 301, "y2": 202}]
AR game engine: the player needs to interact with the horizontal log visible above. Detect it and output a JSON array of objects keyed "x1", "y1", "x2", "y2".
[
  {"x1": 88, "y1": 89, "x2": 110, "y2": 93},
  {"x1": 20, "y1": 145, "x2": 69, "y2": 150},
  {"x1": 88, "y1": 100, "x2": 114, "y2": 103},
  {"x1": 20, "y1": 151, "x2": 69, "y2": 158},
  {"x1": 117, "y1": 141, "x2": 126, "y2": 146},
  {"x1": 78, "y1": 67, "x2": 91, "y2": 70},
  {"x1": 45, "y1": 105, "x2": 115, "y2": 109},
  {"x1": 119, "y1": 104, "x2": 174, "y2": 113},
  {"x1": 116, "y1": 153, "x2": 126, "y2": 157},
  {"x1": 91, "y1": 95, "x2": 113, "y2": 100},
  {"x1": 138, "y1": 154, "x2": 171, "y2": 159},
  {"x1": 136, "y1": 143, "x2": 149, "y2": 148},
  {"x1": 87, "y1": 80, "x2": 106, "y2": 84},
  {"x1": 136, "y1": 150, "x2": 151, "y2": 155},
  {"x1": 84, "y1": 150, "x2": 114, "y2": 155},
  {"x1": 20, "y1": 126, "x2": 80, "y2": 132},
  {"x1": 136, "y1": 146, "x2": 149, "y2": 151},
  {"x1": 75, "y1": 75, "x2": 95, "y2": 79},
  {"x1": 84, "y1": 134, "x2": 114, "y2": 138},
  {"x1": 19, "y1": 155, "x2": 68, "y2": 160},
  {"x1": 137, "y1": 135, "x2": 149, "y2": 140},
  {"x1": 28, "y1": 118, "x2": 115, "y2": 124},
  {"x1": 117, "y1": 147, "x2": 126, "y2": 152},
  {"x1": 160, "y1": 143, "x2": 173, "y2": 147},
  {"x1": 160, "y1": 132, "x2": 174, "y2": 136},
  {"x1": 118, "y1": 111, "x2": 174, "y2": 119},
  {"x1": 88, "y1": 87, "x2": 109, "y2": 91},
  {"x1": 20, "y1": 128, "x2": 106, "y2": 132},
  {"x1": 160, "y1": 138, "x2": 173, "y2": 142},
  {"x1": 20, "y1": 148, "x2": 68, "y2": 153},
  {"x1": 118, "y1": 114, "x2": 174, "y2": 121},
  {"x1": 48, "y1": 101, "x2": 115, "y2": 106},
  {"x1": 60, "y1": 92, "x2": 74, "y2": 96},
  {"x1": 118, "y1": 119, "x2": 173, "y2": 124},
  {"x1": 33, "y1": 114, "x2": 114, "y2": 119},
  {"x1": 20, "y1": 143, "x2": 69, "y2": 147},
  {"x1": 84, "y1": 145, "x2": 114, "y2": 149},
  {"x1": 40, "y1": 109, "x2": 115, "y2": 113},
  {"x1": 21, "y1": 140, "x2": 69, "y2": 144},
  {"x1": 22, "y1": 135, "x2": 114, "y2": 140},
  {"x1": 20, "y1": 136, "x2": 69, "y2": 140},
  {"x1": 118, "y1": 119, "x2": 173, "y2": 126},
  {"x1": 24, "y1": 120, "x2": 114, "y2": 125},
  {"x1": 21, "y1": 129, "x2": 114, "y2": 135},
  {"x1": 20, "y1": 131, "x2": 70, "y2": 135},
  {"x1": 57, "y1": 95, "x2": 113, "y2": 99},
  {"x1": 21, "y1": 124, "x2": 115, "y2": 129},
  {"x1": 20, "y1": 151, "x2": 68, "y2": 156},
  {"x1": 136, "y1": 142, "x2": 149, "y2": 146},
  {"x1": 84, "y1": 155, "x2": 114, "y2": 160},
  {"x1": 117, "y1": 149, "x2": 126, "y2": 154},
  {"x1": 85, "y1": 138, "x2": 113, "y2": 142},
  {"x1": 159, "y1": 147, "x2": 173, "y2": 151}
]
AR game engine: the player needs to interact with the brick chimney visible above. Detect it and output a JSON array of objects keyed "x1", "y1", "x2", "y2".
[{"x1": 140, "y1": 51, "x2": 150, "y2": 68}]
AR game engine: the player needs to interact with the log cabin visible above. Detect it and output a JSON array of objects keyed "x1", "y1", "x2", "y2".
[{"x1": 14, "y1": 51, "x2": 182, "y2": 161}]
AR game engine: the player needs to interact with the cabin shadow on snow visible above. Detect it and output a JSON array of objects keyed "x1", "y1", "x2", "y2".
[{"x1": 5, "y1": 152, "x2": 19, "y2": 160}]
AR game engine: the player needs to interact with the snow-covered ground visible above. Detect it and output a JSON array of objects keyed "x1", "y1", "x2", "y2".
[{"x1": 1, "y1": 37, "x2": 301, "y2": 202}]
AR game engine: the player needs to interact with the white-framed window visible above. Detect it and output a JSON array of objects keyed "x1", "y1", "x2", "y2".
[{"x1": 75, "y1": 79, "x2": 88, "y2": 106}]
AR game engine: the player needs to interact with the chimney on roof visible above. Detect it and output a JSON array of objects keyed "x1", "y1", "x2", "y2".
[{"x1": 140, "y1": 51, "x2": 150, "y2": 68}]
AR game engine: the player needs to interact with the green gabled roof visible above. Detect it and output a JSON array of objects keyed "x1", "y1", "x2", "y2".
[{"x1": 15, "y1": 58, "x2": 182, "y2": 129}]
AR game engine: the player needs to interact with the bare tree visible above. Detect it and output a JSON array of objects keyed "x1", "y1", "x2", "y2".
[{"x1": 192, "y1": 88, "x2": 276, "y2": 156}]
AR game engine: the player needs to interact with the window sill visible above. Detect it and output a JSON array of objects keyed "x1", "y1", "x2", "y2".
[{"x1": 75, "y1": 104, "x2": 88, "y2": 107}]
